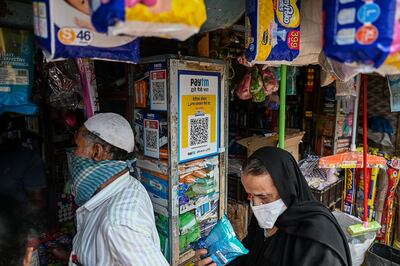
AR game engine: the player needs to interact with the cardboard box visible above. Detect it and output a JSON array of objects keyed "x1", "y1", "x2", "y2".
[
  {"x1": 139, "y1": 169, "x2": 168, "y2": 207},
  {"x1": 227, "y1": 201, "x2": 249, "y2": 241},
  {"x1": 237, "y1": 131, "x2": 305, "y2": 161}
]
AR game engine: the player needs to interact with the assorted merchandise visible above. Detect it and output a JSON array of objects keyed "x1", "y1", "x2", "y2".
[
  {"x1": 44, "y1": 60, "x2": 82, "y2": 108},
  {"x1": 236, "y1": 66, "x2": 278, "y2": 102},
  {"x1": 179, "y1": 211, "x2": 201, "y2": 252},
  {"x1": 299, "y1": 155, "x2": 339, "y2": 190},
  {"x1": 155, "y1": 213, "x2": 170, "y2": 262},
  {"x1": 36, "y1": 232, "x2": 73, "y2": 266},
  {"x1": 90, "y1": 0, "x2": 207, "y2": 41},
  {"x1": 7, "y1": 0, "x2": 400, "y2": 264},
  {"x1": 75, "y1": 58, "x2": 99, "y2": 118},
  {"x1": 33, "y1": 0, "x2": 140, "y2": 62},
  {"x1": 376, "y1": 158, "x2": 400, "y2": 244},
  {"x1": 178, "y1": 158, "x2": 219, "y2": 208}
]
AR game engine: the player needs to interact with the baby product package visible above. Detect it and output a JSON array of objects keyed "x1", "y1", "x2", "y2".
[
  {"x1": 323, "y1": 0, "x2": 399, "y2": 69},
  {"x1": 245, "y1": 0, "x2": 301, "y2": 64},
  {"x1": 90, "y1": 0, "x2": 207, "y2": 41},
  {"x1": 33, "y1": 0, "x2": 140, "y2": 63}
]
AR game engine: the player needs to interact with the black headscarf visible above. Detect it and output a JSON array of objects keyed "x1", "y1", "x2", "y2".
[{"x1": 248, "y1": 147, "x2": 351, "y2": 266}]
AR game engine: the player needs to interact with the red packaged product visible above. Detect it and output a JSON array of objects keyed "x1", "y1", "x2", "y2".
[{"x1": 377, "y1": 163, "x2": 400, "y2": 244}]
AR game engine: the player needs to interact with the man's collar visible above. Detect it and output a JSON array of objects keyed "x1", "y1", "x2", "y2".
[{"x1": 80, "y1": 172, "x2": 131, "y2": 212}]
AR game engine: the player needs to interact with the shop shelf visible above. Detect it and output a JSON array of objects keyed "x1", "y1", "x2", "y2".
[{"x1": 310, "y1": 179, "x2": 343, "y2": 209}]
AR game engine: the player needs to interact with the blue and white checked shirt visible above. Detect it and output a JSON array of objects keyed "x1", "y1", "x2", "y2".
[{"x1": 69, "y1": 172, "x2": 169, "y2": 266}]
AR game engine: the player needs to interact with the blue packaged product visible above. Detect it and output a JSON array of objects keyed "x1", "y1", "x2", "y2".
[
  {"x1": 324, "y1": 0, "x2": 398, "y2": 68},
  {"x1": 32, "y1": 0, "x2": 140, "y2": 63},
  {"x1": 245, "y1": 0, "x2": 301, "y2": 64},
  {"x1": 0, "y1": 28, "x2": 38, "y2": 115},
  {"x1": 193, "y1": 215, "x2": 249, "y2": 266}
]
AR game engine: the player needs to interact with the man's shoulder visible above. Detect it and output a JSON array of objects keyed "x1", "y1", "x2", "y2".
[{"x1": 104, "y1": 175, "x2": 155, "y2": 229}]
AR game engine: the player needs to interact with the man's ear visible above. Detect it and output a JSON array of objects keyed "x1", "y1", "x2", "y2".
[{"x1": 91, "y1": 143, "x2": 107, "y2": 161}]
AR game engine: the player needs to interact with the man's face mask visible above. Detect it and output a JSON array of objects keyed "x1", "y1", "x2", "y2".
[
  {"x1": 70, "y1": 153, "x2": 130, "y2": 206},
  {"x1": 250, "y1": 198, "x2": 287, "y2": 229}
]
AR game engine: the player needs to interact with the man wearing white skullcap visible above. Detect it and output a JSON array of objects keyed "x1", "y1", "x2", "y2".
[{"x1": 54, "y1": 113, "x2": 168, "y2": 265}]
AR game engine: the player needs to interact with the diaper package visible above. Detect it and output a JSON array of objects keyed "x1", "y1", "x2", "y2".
[
  {"x1": 324, "y1": 0, "x2": 399, "y2": 69},
  {"x1": 33, "y1": 0, "x2": 140, "y2": 63},
  {"x1": 192, "y1": 215, "x2": 249, "y2": 266},
  {"x1": 90, "y1": 0, "x2": 207, "y2": 41},
  {"x1": 245, "y1": 0, "x2": 301, "y2": 64}
]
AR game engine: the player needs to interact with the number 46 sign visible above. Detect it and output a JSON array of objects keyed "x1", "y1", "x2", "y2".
[
  {"x1": 58, "y1": 28, "x2": 93, "y2": 46},
  {"x1": 178, "y1": 70, "x2": 221, "y2": 163}
]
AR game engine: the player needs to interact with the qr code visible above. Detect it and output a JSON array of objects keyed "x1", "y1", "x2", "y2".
[
  {"x1": 152, "y1": 81, "x2": 166, "y2": 102},
  {"x1": 145, "y1": 129, "x2": 158, "y2": 150},
  {"x1": 189, "y1": 116, "x2": 209, "y2": 147}
]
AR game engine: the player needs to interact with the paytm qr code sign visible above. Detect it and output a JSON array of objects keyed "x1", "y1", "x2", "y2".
[
  {"x1": 144, "y1": 119, "x2": 160, "y2": 159},
  {"x1": 178, "y1": 70, "x2": 221, "y2": 162},
  {"x1": 189, "y1": 115, "x2": 211, "y2": 147},
  {"x1": 150, "y1": 70, "x2": 167, "y2": 111}
]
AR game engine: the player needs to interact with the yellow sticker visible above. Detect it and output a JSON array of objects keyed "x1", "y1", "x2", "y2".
[{"x1": 275, "y1": 0, "x2": 301, "y2": 28}]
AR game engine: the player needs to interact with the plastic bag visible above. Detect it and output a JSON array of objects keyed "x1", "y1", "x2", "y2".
[
  {"x1": 33, "y1": 0, "x2": 140, "y2": 63},
  {"x1": 260, "y1": 67, "x2": 278, "y2": 95},
  {"x1": 44, "y1": 60, "x2": 82, "y2": 109},
  {"x1": 333, "y1": 211, "x2": 376, "y2": 266},
  {"x1": 236, "y1": 73, "x2": 252, "y2": 100},
  {"x1": 250, "y1": 67, "x2": 266, "y2": 102},
  {"x1": 90, "y1": 0, "x2": 207, "y2": 41},
  {"x1": 245, "y1": 0, "x2": 301, "y2": 64},
  {"x1": 192, "y1": 215, "x2": 249, "y2": 266},
  {"x1": 336, "y1": 78, "x2": 357, "y2": 97}
]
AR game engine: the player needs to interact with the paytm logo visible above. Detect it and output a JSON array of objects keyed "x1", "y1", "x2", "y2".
[{"x1": 190, "y1": 78, "x2": 209, "y2": 87}]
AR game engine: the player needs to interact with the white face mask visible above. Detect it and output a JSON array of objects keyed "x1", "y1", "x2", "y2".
[{"x1": 250, "y1": 198, "x2": 287, "y2": 229}]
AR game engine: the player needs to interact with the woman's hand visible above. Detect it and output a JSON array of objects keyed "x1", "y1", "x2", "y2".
[{"x1": 195, "y1": 249, "x2": 216, "y2": 266}]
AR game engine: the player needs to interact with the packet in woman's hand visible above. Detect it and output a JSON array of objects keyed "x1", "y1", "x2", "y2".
[{"x1": 192, "y1": 215, "x2": 249, "y2": 266}]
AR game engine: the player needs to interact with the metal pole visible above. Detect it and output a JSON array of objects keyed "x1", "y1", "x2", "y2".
[{"x1": 351, "y1": 75, "x2": 361, "y2": 152}]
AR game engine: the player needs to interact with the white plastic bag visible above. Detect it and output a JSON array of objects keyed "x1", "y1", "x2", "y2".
[{"x1": 333, "y1": 211, "x2": 376, "y2": 266}]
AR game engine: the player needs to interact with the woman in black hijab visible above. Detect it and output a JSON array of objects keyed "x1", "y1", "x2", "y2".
[{"x1": 196, "y1": 147, "x2": 351, "y2": 266}]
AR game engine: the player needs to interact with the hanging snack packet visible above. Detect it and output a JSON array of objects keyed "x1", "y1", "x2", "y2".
[
  {"x1": 245, "y1": 0, "x2": 301, "y2": 64},
  {"x1": 237, "y1": 72, "x2": 252, "y2": 100},
  {"x1": 33, "y1": 0, "x2": 140, "y2": 63},
  {"x1": 192, "y1": 215, "x2": 249, "y2": 266},
  {"x1": 323, "y1": 0, "x2": 399, "y2": 69},
  {"x1": 250, "y1": 67, "x2": 266, "y2": 103},
  {"x1": 377, "y1": 158, "x2": 400, "y2": 244},
  {"x1": 0, "y1": 28, "x2": 38, "y2": 115},
  {"x1": 90, "y1": 0, "x2": 207, "y2": 41}
]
